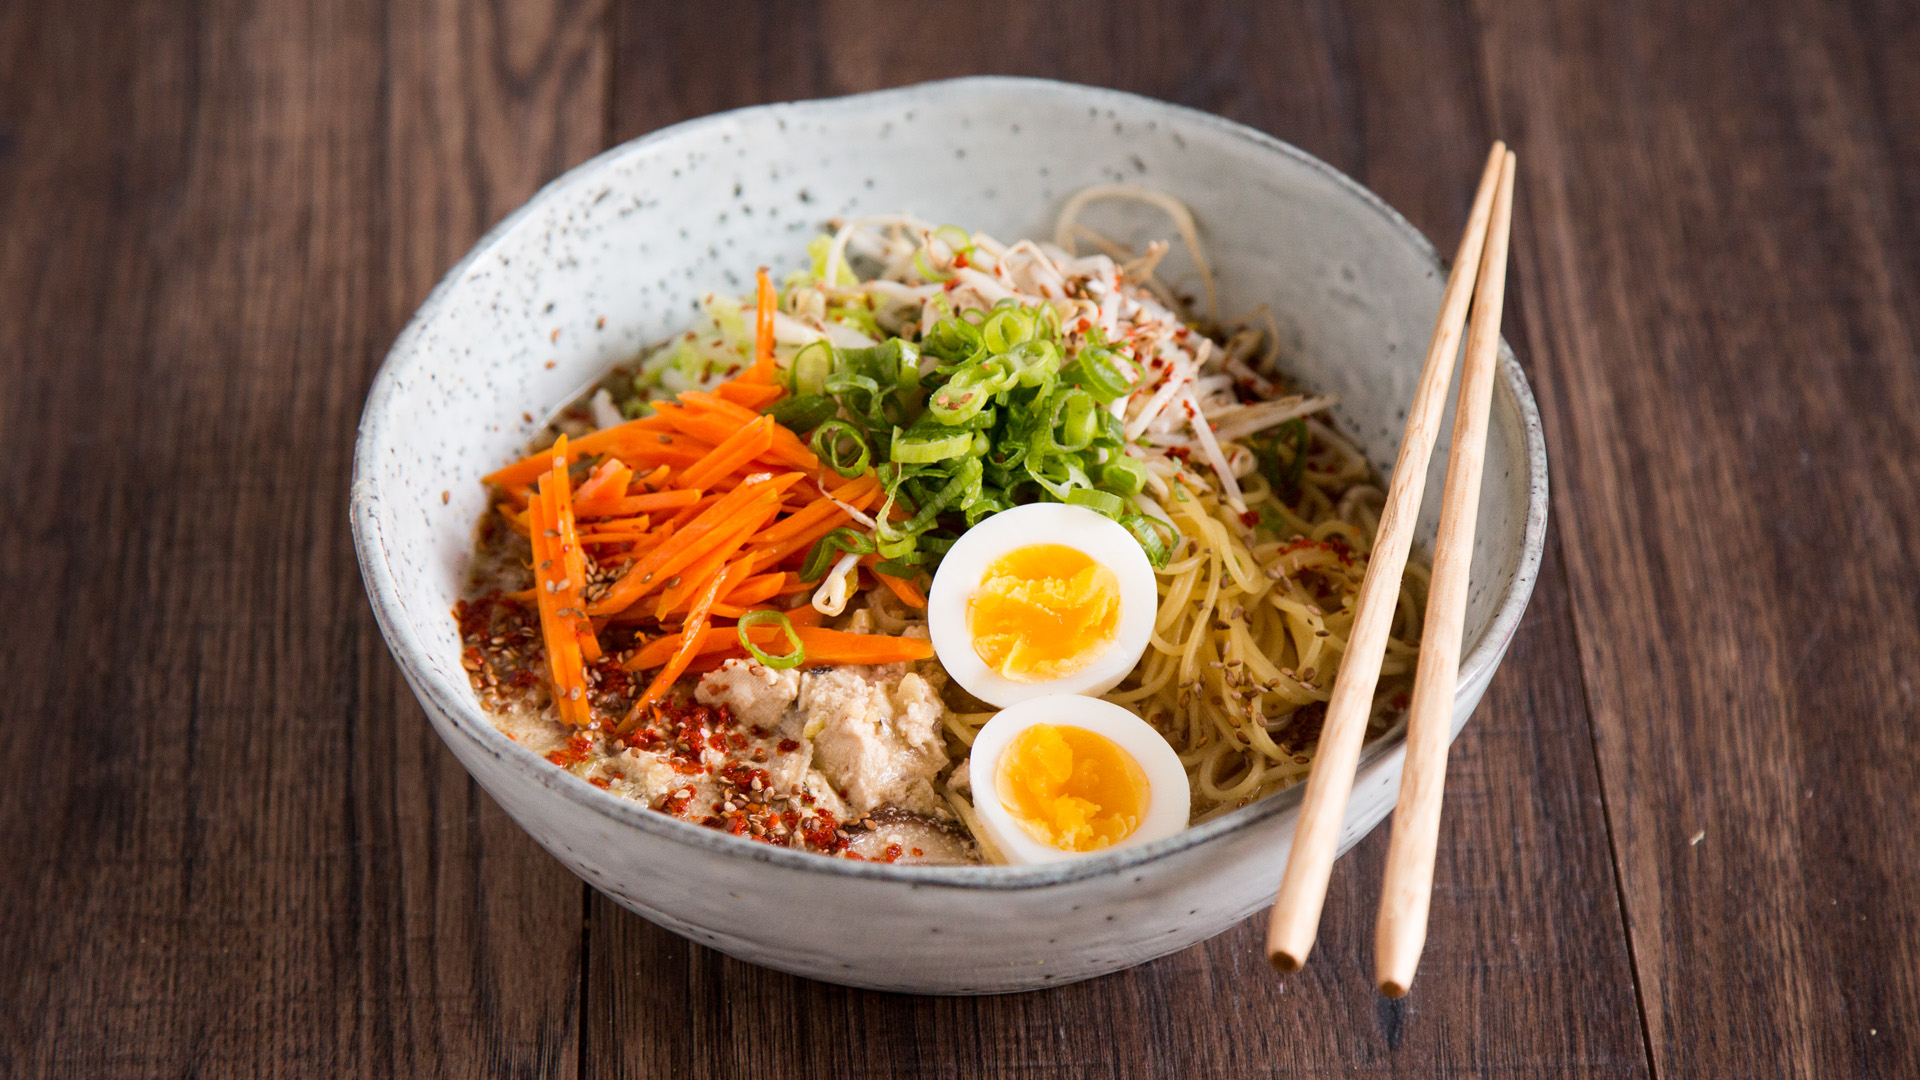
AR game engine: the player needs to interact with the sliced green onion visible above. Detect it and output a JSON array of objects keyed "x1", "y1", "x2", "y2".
[
  {"x1": 1067, "y1": 488, "x2": 1125, "y2": 518},
  {"x1": 981, "y1": 308, "x2": 1033, "y2": 354},
  {"x1": 791, "y1": 340, "x2": 833, "y2": 396},
  {"x1": 798, "y1": 527, "x2": 876, "y2": 581},
  {"x1": 737, "y1": 610, "x2": 805, "y2": 670},
  {"x1": 1120, "y1": 513, "x2": 1176, "y2": 569},
  {"x1": 933, "y1": 224, "x2": 973, "y2": 254},
  {"x1": 1068, "y1": 346, "x2": 1135, "y2": 402},
  {"x1": 892, "y1": 425, "x2": 976, "y2": 464},
  {"x1": 768, "y1": 393, "x2": 838, "y2": 433},
  {"x1": 1053, "y1": 389, "x2": 1098, "y2": 451},
  {"x1": 810, "y1": 420, "x2": 871, "y2": 478},
  {"x1": 1099, "y1": 456, "x2": 1149, "y2": 496}
]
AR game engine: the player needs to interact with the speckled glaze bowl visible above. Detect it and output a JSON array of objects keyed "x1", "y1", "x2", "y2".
[{"x1": 351, "y1": 77, "x2": 1548, "y2": 994}]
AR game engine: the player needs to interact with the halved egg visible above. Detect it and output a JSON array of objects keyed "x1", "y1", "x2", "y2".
[
  {"x1": 967, "y1": 694, "x2": 1191, "y2": 864},
  {"x1": 928, "y1": 502, "x2": 1156, "y2": 707}
]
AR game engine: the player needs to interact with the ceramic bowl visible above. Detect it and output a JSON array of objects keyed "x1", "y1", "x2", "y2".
[{"x1": 351, "y1": 76, "x2": 1548, "y2": 994}]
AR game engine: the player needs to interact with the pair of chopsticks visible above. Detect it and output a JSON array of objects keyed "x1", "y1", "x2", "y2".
[{"x1": 1265, "y1": 142, "x2": 1518, "y2": 996}]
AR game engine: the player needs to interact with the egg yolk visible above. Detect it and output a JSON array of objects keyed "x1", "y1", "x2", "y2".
[
  {"x1": 968, "y1": 544, "x2": 1121, "y2": 682},
  {"x1": 996, "y1": 723, "x2": 1149, "y2": 852}
]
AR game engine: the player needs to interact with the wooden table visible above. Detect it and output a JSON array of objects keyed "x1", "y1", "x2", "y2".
[{"x1": 4, "y1": 1, "x2": 1916, "y2": 1076}]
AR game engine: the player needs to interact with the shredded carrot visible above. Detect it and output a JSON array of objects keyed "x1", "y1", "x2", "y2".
[
  {"x1": 586, "y1": 473, "x2": 801, "y2": 616},
  {"x1": 677, "y1": 414, "x2": 776, "y2": 491},
  {"x1": 678, "y1": 390, "x2": 821, "y2": 470},
  {"x1": 545, "y1": 439, "x2": 602, "y2": 665},
  {"x1": 484, "y1": 421, "x2": 714, "y2": 494},
  {"x1": 714, "y1": 380, "x2": 785, "y2": 409},
  {"x1": 721, "y1": 570, "x2": 798, "y2": 609},
  {"x1": 791, "y1": 626, "x2": 933, "y2": 665},
  {"x1": 625, "y1": 604, "x2": 825, "y2": 671},
  {"x1": 863, "y1": 555, "x2": 929, "y2": 608},
  {"x1": 651, "y1": 505, "x2": 775, "y2": 619},
  {"x1": 738, "y1": 266, "x2": 778, "y2": 384},
  {"x1": 572, "y1": 488, "x2": 702, "y2": 519},
  {"x1": 529, "y1": 444, "x2": 591, "y2": 725},
  {"x1": 652, "y1": 400, "x2": 819, "y2": 473},
  {"x1": 626, "y1": 621, "x2": 930, "y2": 672},
  {"x1": 630, "y1": 570, "x2": 729, "y2": 710},
  {"x1": 572, "y1": 459, "x2": 632, "y2": 506}
]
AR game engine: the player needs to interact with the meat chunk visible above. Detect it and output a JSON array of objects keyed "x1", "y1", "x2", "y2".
[
  {"x1": 803, "y1": 667, "x2": 949, "y2": 817},
  {"x1": 696, "y1": 661, "x2": 802, "y2": 731}
]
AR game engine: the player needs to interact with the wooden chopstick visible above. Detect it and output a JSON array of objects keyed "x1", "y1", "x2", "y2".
[
  {"x1": 1265, "y1": 142, "x2": 1509, "y2": 973},
  {"x1": 1374, "y1": 149, "x2": 1517, "y2": 997}
]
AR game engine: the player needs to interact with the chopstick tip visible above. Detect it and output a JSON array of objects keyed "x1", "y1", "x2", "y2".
[
  {"x1": 1378, "y1": 977, "x2": 1411, "y2": 999},
  {"x1": 1267, "y1": 948, "x2": 1306, "y2": 974}
]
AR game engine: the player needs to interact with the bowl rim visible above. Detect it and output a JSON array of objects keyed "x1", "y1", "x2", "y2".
[{"x1": 351, "y1": 74, "x2": 1550, "y2": 892}]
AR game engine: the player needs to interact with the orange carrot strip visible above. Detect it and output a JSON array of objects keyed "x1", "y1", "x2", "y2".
[
  {"x1": 687, "y1": 386, "x2": 821, "y2": 470},
  {"x1": 635, "y1": 464, "x2": 672, "y2": 489},
  {"x1": 546, "y1": 440, "x2": 602, "y2": 666},
  {"x1": 573, "y1": 488, "x2": 702, "y2": 519},
  {"x1": 652, "y1": 509, "x2": 772, "y2": 619},
  {"x1": 655, "y1": 400, "x2": 818, "y2": 472},
  {"x1": 737, "y1": 266, "x2": 777, "y2": 384},
  {"x1": 573, "y1": 459, "x2": 632, "y2": 505},
  {"x1": 664, "y1": 492, "x2": 724, "y2": 529},
  {"x1": 484, "y1": 420, "x2": 711, "y2": 493},
  {"x1": 530, "y1": 477, "x2": 589, "y2": 725},
  {"x1": 791, "y1": 626, "x2": 933, "y2": 665},
  {"x1": 625, "y1": 603, "x2": 825, "y2": 671},
  {"x1": 737, "y1": 503, "x2": 876, "y2": 574},
  {"x1": 715, "y1": 380, "x2": 785, "y2": 409},
  {"x1": 678, "y1": 414, "x2": 775, "y2": 491},
  {"x1": 863, "y1": 555, "x2": 929, "y2": 609},
  {"x1": 631, "y1": 570, "x2": 730, "y2": 710},
  {"x1": 586, "y1": 474, "x2": 801, "y2": 616},
  {"x1": 721, "y1": 570, "x2": 797, "y2": 608},
  {"x1": 752, "y1": 474, "x2": 879, "y2": 546}
]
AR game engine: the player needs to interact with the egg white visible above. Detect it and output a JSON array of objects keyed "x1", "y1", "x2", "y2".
[
  {"x1": 967, "y1": 694, "x2": 1192, "y2": 865},
  {"x1": 927, "y1": 502, "x2": 1156, "y2": 707}
]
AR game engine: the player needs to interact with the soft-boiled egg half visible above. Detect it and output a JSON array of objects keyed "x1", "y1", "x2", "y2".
[
  {"x1": 927, "y1": 502, "x2": 1157, "y2": 707},
  {"x1": 968, "y1": 695, "x2": 1191, "y2": 864}
]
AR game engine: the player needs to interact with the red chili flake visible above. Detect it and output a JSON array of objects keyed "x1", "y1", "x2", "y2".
[
  {"x1": 1076, "y1": 318, "x2": 1092, "y2": 333},
  {"x1": 727, "y1": 733, "x2": 748, "y2": 750},
  {"x1": 545, "y1": 735, "x2": 594, "y2": 769},
  {"x1": 882, "y1": 844, "x2": 904, "y2": 863},
  {"x1": 587, "y1": 777, "x2": 611, "y2": 790},
  {"x1": 912, "y1": 848, "x2": 924, "y2": 858},
  {"x1": 953, "y1": 251, "x2": 971, "y2": 268},
  {"x1": 1240, "y1": 510, "x2": 1261, "y2": 528},
  {"x1": 727, "y1": 815, "x2": 749, "y2": 836},
  {"x1": 777, "y1": 738, "x2": 800, "y2": 753}
]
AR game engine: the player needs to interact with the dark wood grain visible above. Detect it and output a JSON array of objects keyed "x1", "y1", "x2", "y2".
[
  {"x1": 588, "y1": 3, "x2": 1648, "y2": 1077},
  {"x1": 8, "y1": 0, "x2": 1920, "y2": 1076},
  {"x1": 1476, "y1": 1, "x2": 1920, "y2": 1077},
  {"x1": 0, "y1": 0, "x2": 602, "y2": 1075}
]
